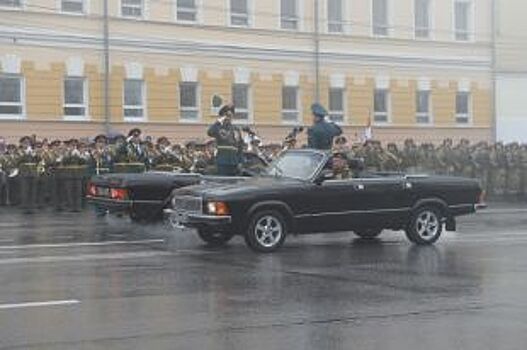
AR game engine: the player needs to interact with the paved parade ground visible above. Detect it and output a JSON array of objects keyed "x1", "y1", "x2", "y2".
[{"x1": 1, "y1": 204, "x2": 527, "y2": 350}]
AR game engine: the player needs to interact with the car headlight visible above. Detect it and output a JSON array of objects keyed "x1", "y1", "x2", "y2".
[{"x1": 206, "y1": 201, "x2": 230, "y2": 216}]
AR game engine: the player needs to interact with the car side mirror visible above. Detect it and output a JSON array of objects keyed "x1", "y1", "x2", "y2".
[{"x1": 315, "y1": 169, "x2": 334, "y2": 184}]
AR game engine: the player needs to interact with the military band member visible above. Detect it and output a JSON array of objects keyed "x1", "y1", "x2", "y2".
[
  {"x1": 18, "y1": 136, "x2": 40, "y2": 213},
  {"x1": 61, "y1": 139, "x2": 89, "y2": 212},
  {"x1": 307, "y1": 103, "x2": 343, "y2": 150},
  {"x1": 207, "y1": 104, "x2": 243, "y2": 176},
  {"x1": 126, "y1": 128, "x2": 147, "y2": 164}
]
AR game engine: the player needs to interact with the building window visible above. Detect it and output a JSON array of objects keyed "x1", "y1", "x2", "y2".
[
  {"x1": 282, "y1": 86, "x2": 299, "y2": 122},
  {"x1": 414, "y1": 0, "x2": 431, "y2": 38},
  {"x1": 232, "y1": 84, "x2": 250, "y2": 121},
  {"x1": 121, "y1": 0, "x2": 143, "y2": 18},
  {"x1": 454, "y1": 0, "x2": 472, "y2": 41},
  {"x1": 281, "y1": 0, "x2": 299, "y2": 30},
  {"x1": 230, "y1": 0, "x2": 250, "y2": 27},
  {"x1": 0, "y1": 0, "x2": 22, "y2": 8},
  {"x1": 180, "y1": 82, "x2": 199, "y2": 121},
  {"x1": 328, "y1": 87, "x2": 345, "y2": 123},
  {"x1": 123, "y1": 79, "x2": 145, "y2": 119},
  {"x1": 61, "y1": 0, "x2": 85, "y2": 13},
  {"x1": 416, "y1": 90, "x2": 431, "y2": 124},
  {"x1": 0, "y1": 75, "x2": 23, "y2": 117},
  {"x1": 456, "y1": 91, "x2": 471, "y2": 124},
  {"x1": 328, "y1": 0, "x2": 343, "y2": 33},
  {"x1": 373, "y1": 88, "x2": 389, "y2": 123},
  {"x1": 64, "y1": 77, "x2": 87, "y2": 118},
  {"x1": 372, "y1": 0, "x2": 389, "y2": 36},
  {"x1": 176, "y1": 0, "x2": 197, "y2": 22}
]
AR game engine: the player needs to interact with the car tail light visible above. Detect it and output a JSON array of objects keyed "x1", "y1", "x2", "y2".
[
  {"x1": 110, "y1": 188, "x2": 129, "y2": 201},
  {"x1": 87, "y1": 183, "x2": 97, "y2": 197},
  {"x1": 207, "y1": 201, "x2": 230, "y2": 216}
]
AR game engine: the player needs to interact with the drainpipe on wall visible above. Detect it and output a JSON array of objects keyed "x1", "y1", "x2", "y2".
[
  {"x1": 103, "y1": 0, "x2": 111, "y2": 135},
  {"x1": 491, "y1": 0, "x2": 498, "y2": 142},
  {"x1": 314, "y1": 0, "x2": 321, "y2": 103}
]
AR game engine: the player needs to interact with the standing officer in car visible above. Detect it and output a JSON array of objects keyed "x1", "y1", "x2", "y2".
[
  {"x1": 308, "y1": 103, "x2": 343, "y2": 150},
  {"x1": 207, "y1": 103, "x2": 243, "y2": 176}
]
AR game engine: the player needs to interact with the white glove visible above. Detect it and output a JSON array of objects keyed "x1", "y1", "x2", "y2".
[{"x1": 324, "y1": 116, "x2": 332, "y2": 123}]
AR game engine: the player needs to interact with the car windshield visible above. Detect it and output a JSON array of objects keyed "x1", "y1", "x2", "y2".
[{"x1": 266, "y1": 151, "x2": 325, "y2": 180}]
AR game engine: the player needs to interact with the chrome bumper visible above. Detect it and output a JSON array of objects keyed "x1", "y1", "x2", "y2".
[{"x1": 163, "y1": 209, "x2": 232, "y2": 226}]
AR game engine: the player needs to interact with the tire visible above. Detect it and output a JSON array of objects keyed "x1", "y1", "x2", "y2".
[
  {"x1": 245, "y1": 210, "x2": 287, "y2": 253},
  {"x1": 354, "y1": 228, "x2": 383, "y2": 239},
  {"x1": 197, "y1": 229, "x2": 234, "y2": 247},
  {"x1": 405, "y1": 206, "x2": 443, "y2": 245}
]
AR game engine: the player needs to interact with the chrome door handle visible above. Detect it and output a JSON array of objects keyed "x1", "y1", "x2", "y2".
[
  {"x1": 404, "y1": 182, "x2": 413, "y2": 190},
  {"x1": 354, "y1": 184, "x2": 365, "y2": 191}
]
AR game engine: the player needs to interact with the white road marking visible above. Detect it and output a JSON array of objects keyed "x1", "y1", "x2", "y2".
[
  {"x1": 0, "y1": 239, "x2": 165, "y2": 250},
  {"x1": 0, "y1": 299, "x2": 80, "y2": 310},
  {"x1": 0, "y1": 251, "x2": 172, "y2": 265}
]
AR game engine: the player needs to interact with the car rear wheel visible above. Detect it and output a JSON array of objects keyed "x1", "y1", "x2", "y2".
[
  {"x1": 354, "y1": 228, "x2": 383, "y2": 239},
  {"x1": 405, "y1": 206, "x2": 443, "y2": 245},
  {"x1": 245, "y1": 210, "x2": 287, "y2": 253},
  {"x1": 197, "y1": 229, "x2": 234, "y2": 247}
]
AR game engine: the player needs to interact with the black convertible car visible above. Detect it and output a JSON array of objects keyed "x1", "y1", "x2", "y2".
[{"x1": 164, "y1": 149, "x2": 486, "y2": 252}]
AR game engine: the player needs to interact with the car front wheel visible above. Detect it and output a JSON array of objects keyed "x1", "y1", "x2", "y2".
[
  {"x1": 405, "y1": 206, "x2": 443, "y2": 245},
  {"x1": 197, "y1": 229, "x2": 234, "y2": 247},
  {"x1": 245, "y1": 210, "x2": 287, "y2": 253}
]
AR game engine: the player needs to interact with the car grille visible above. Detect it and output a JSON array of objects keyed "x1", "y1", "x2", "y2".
[{"x1": 172, "y1": 195, "x2": 203, "y2": 214}]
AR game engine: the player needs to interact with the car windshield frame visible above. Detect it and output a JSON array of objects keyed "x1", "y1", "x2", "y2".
[{"x1": 265, "y1": 150, "x2": 328, "y2": 181}]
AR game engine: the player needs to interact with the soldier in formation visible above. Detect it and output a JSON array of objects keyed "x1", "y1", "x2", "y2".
[{"x1": 2, "y1": 128, "x2": 527, "y2": 212}]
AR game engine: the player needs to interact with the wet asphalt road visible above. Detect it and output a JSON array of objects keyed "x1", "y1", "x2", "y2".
[{"x1": 1, "y1": 204, "x2": 527, "y2": 350}]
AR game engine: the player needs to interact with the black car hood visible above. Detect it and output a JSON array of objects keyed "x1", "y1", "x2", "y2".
[{"x1": 175, "y1": 176, "x2": 304, "y2": 198}]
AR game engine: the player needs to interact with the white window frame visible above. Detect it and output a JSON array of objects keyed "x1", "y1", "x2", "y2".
[
  {"x1": 123, "y1": 79, "x2": 147, "y2": 122},
  {"x1": 175, "y1": 0, "x2": 201, "y2": 24},
  {"x1": 59, "y1": 0, "x2": 88, "y2": 15},
  {"x1": 415, "y1": 89, "x2": 433, "y2": 125},
  {"x1": 327, "y1": 0, "x2": 345, "y2": 34},
  {"x1": 455, "y1": 91, "x2": 472, "y2": 125},
  {"x1": 232, "y1": 83, "x2": 252, "y2": 124},
  {"x1": 413, "y1": 0, "x2": 433, "y2": 40},
  {"x1": 228, "y1": 0, "x2": 253, "y2": 28},
  {"x1": 281, "y1": 85, "x2": 301, "y2": 124},
  {"x1": 0, "y1": 0, "x2": 24, "y2": 10},
  {"x1": 373, "y1": 88, "x2": 391, "y2": 124},
  {"x1": 63, "y1": 76, "x2": 89, "y2": 121},
  {"x1": 179, "y1": 81, "x2": 201, "y2": 123},
  {"x1": 278, "y1": 0, "x2": 303, "y2": 31},
  {"x1": 371, "y1": 0, "x2": 391, "y2": 37},
  {"x1": 120, "y1": 0, "x2": 145, "y2": 19},
  {"x1": 453, "y1": 0, "x2": 474, "y2": 42},
  {"x1": 328, "y1": 87, "x2": 346, "y2": 124},
  {"x1": 0, "y1": 74, "x2": 25, "y2": 120}
]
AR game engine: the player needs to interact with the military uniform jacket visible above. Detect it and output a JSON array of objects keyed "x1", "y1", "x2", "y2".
[
  {"x1": 207, "y1": 121, "x2": 242, "y2": 166},
  {"x1": 308, "y1": 121, "x2": 343, "y2": 150}
]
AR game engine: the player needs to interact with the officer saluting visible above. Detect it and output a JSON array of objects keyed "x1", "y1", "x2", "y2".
[
  {"x1": 307, "y1": 103, "x2": 343, "y2": 150},
  {"x1": 207, "y1": 103, "x2": 243, "y2": 176}
]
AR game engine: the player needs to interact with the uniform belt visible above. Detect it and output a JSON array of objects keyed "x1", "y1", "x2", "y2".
[{"x1": 217, "y1": 146, "x2": 238, "y2": 151}]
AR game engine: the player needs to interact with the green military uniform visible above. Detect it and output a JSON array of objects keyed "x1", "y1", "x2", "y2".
[
  {"x1": 207, "y1": 105, "x2": 243, "y2": 176},
  {"x1": 59, "y1": 140, "x2": 88, "y2": 212},
  {"x1": 473, "y1": 143, "x2": 491, "y2": 195},
  {"x1": 18, "y1": 144, "x2": 40, "y2": 213},
  {"x1": 307, "y1": 103, "x2": 343, "y2": 151}
]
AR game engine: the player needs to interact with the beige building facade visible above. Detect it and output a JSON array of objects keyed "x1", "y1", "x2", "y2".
[{"x1": 0, "y1": 0, "x2": 494, "y2": 144}]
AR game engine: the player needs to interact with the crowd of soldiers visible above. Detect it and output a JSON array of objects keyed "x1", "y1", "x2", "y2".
[{"x1": 1, "y1": 113, "x2": 527, "y2": 212}]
